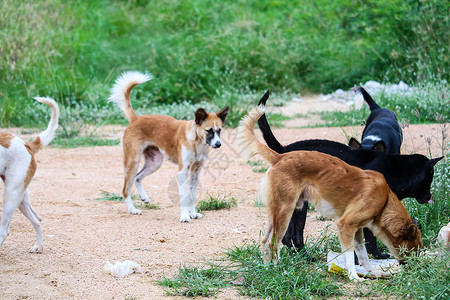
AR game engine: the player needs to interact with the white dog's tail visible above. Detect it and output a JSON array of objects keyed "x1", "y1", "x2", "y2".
[
  {"x1": 109, "y1": 71, "x2": 153, "y2": 123},
  {"x1": 236, "y1": 103, "x2": 281, "y2": 166},
  {"x1": 28, "y1": 97, "x2": 60, "y2": 154}
]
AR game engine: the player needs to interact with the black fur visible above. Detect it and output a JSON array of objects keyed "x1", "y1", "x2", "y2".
[
  {"x1": 257, "y1": 91, "x2": 443, "y2": 253},
  {"x1": 352, "y1": 87, "x2": 403, "y2": 154}
]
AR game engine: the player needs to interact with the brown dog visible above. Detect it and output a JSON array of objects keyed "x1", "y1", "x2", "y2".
[
  {"x1": 237, "y1": 104, "x2": 422, "y2": 280},
  {"x1": 109, "y1": 71, "x2": 229, "y2": 222}
]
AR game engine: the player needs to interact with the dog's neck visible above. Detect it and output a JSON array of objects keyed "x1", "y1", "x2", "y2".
[{"x1": 186, "y1": 122, "x2": 210, "y2": 158}]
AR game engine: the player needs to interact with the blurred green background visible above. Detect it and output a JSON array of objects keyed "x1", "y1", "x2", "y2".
[{"x1": 1, "y1": 0, "x2": 448, "y2": 126}]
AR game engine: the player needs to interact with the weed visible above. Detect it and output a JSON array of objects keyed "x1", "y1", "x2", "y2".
[
  {"x1": 197, "y1": 194, "x2": 237, "y2": 212},
  {"x1": 97, "y1": 190, "x2": 159, "y2": 210}
]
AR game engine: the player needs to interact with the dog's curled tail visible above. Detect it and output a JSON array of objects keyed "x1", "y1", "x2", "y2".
[
  {"x1": 237, "y1": 104, "x2": 281, "y2": 166},
  {"x1": 28, "y1": 97, "x2": 60, "y2": 154},
  {"x1": 353, "y1": 86, "x2": 380, "y2": 111},
  {"x1": 109, "y1": 71, "x2": 153, "y2": 123}
]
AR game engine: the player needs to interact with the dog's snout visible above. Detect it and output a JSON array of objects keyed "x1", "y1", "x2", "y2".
[{"x1": 214, "y1": 141, "x2": 222, "y2": 148}]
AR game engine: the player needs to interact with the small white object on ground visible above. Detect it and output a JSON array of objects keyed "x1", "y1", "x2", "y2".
[
  {"x1": 437, "y1": 223, "x2": 450, "y2": 254},
  {"x1": 104, "y1": 260, "x2": 142, "y2": 277},
  {"x1": 327, "y1": 251, "x2": 400, "y2": 278}
]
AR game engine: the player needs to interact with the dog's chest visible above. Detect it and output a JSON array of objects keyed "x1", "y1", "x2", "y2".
[{"x1": 181, "y1": 144, "x2": 208, "y2": 167}]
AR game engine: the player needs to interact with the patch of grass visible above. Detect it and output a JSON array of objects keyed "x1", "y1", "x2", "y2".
[
  {"x1": 158, "y1": 232, "x2": 344, "y2": 298},
  {"x1": 52, "y1": 136, "x2": 120, "y2": 148},
  {"x1": 97, "y1": 190, "x2": 159, "y2": 210},
  {"x1": 157, "y1": 265, "x2": 230, "y2": 297},
  {"x1": 197, "y1": 194, "x2": 237, "y2": 212},
  {"x1": 371, "y1": 250, "x2": 450, "y2": 299}
]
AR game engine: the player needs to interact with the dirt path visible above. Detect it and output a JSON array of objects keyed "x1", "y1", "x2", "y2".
[{"x1": 0, "y1": 98, "x2": 447, "y2": 299}]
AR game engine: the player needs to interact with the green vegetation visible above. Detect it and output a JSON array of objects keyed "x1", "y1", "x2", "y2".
[
  {"x1": 97, "y1": 190, "x2": 160, "y2": 209},
  {"x1": 197, "y1": 194, "x2": 237, "y2": 212},
  {"x1": 1, "y1": 0, "x2": 448, "y2": 128},
  {"x1": 320, "y1": 81, "x2": 449, "y2": 126}
]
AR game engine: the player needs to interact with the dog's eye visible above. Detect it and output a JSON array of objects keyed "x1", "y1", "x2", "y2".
[
  {"x1": 217, "y1": 128, "x2": 221, "y2": 134},
  {"x1": 206, "y1": 129, "x2": 214, "y2": 134}
]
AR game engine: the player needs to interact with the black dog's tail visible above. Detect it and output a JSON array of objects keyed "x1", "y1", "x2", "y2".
[
  {"x1": 354, "y1": 86, "x2": 380, "y2": 111},
  {"x1": 256, "y1": 90, "x2": 284, "y2": 154}
]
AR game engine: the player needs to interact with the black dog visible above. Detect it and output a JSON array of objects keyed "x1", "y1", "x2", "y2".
[
  {"x1": 257, "y1": 91, "x2": 443, "y2": 257},
  {"x1": 349, "y1": 86, "x2": 403, "y2": 154},
  {"x1": 349, "y1": 87, "x2": 403, "y2": 258}
]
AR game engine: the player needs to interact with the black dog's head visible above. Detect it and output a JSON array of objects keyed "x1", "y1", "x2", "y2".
[{"x1": 406, "y1": 156, "x2": 443, "y2": 204}]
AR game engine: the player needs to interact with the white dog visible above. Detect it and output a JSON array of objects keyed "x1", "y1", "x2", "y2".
[{"x1": 0, "y1": 97, "x2": 59, "y2": 252}]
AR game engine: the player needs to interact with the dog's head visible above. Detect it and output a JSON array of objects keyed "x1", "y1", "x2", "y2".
[
  {"x1": 404, "y1": 155, "x2": 443, "y2": 204},
  {"x1": 393, "y1": 221, "x2": 423, "y2": 264},
  {"x1": 194, "y1": 106, "x2": 229, "y2": 149}
]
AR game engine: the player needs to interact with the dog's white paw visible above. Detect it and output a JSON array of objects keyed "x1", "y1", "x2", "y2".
[
  {"x1": 129, "y1": 208, "x2": 142, "y2": 215},
  {"x1": 180, "y1": 208, "x2": 192, "y2": 223},
  {"x1": 29, "y1": 245, "x2": 43, "y2": 253},
  {"x1": 140, "y1": 197, "x2": 150, "y2": 204},
  {"x1": 189, "y1": 212, "x2": 203, "y2": 219},
  {"x1": 348, "y1": 273, "x2": 365, "y2": 282}
]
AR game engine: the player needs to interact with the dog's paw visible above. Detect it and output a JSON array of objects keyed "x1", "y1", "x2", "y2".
[
  {"x1": 140, "y1": 197, "x2": 150, "y2": 204},
  {"x1": 29, "y1": 245, "x2": 43, "y2": 253},
  {"x1": 189, "y1": 212, "x2": 203, "y2": 219},
  {"x1": 180, "y1": 215, "x2": 191, "y2": 223},
  {"x1": 128, "y1": 208, "x2": 142, "y2": 215}
]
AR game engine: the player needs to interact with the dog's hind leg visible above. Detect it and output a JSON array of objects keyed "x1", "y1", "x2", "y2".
[
  {"x1": 123, "y1": 140, "x2": 143, "y2": 215},
  {"x1": 135, "y1": 146, "x2": 164, "y2": 203},
  {"x1": 0, "y1": 185, "x2": 25, "y2": 249},
  {"x1": 265, "y1": 187, "x2": 298, "y2": 264},
  {"x1": 18, "y1": 189, "x2": 43, "y2": 253}
]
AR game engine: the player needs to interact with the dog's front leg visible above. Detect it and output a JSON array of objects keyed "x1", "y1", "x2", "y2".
[
  {"x1": 187, "y1": 165, "x2": 203, "y2": 220},
  {"x1": 177, "y1": 170, "x2": 191, "y2": 222},
  {"x1": 354, "y1": 228, "x2": 386, "y2": 278}
]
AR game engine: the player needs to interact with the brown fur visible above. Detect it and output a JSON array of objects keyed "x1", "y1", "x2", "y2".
[
  {"x1": 0, "y1": 133, "x2": 13, "y2": 149},
  {"x1": 110, "y1": 71, "x2": 229, "y2": 219},
  {"x1": 237, "y1": 106, "x2": 422, "y2": 277}
]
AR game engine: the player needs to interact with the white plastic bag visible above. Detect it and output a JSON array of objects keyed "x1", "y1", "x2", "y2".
[{"x1": 104, "y1": 260, "x2": 141, "y2": 277}]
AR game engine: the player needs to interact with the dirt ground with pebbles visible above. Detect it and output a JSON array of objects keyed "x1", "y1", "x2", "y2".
[{"x1": 0, "y1": 97, "x2": 447, "y2": 299}]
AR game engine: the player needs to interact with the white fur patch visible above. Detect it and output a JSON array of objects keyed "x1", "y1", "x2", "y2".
[
  {"x1": 109, "y1": 71, "x2": 153, "y2": 111},
  {"x1": 362, "y1": 135, "x2": 381, "y2": 143},
  {"x1": 315, "y1": 199, "x2": 337, "y2": 219}
]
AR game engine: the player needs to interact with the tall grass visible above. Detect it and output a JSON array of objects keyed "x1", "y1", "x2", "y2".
[{"x1": 1, "y1": 0, "x2": 448, "y2": 127}]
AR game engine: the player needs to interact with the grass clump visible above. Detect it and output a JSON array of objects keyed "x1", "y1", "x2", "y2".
[
  {"x1": 97, "y1": 190, "x2": 159, "y2": 210},
  {"x1": 371, "y1": 251, "x2": 450, "y2": 299},
  {"x1": 157, "y1": 265, "x2": 230, "y2": 297},
  {"x1": 197, "y1": 194, "x2": 237, "y2": 212}
]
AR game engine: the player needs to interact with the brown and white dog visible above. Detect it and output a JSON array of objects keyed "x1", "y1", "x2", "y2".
[
  {"x1": 0, "y1": 97, "x2": 59, "y2": 253},
  {"x1": 109, "y1": 71, "x2": 229, "y2": 222},
  {"x1": 237, "y1": 104, "x2": 422, "y2": 281}
]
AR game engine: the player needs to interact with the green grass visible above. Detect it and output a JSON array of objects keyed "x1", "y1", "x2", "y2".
[
  {"x1": 197, "y1": 194, "x2": 237, "y2": 212},
  {"x1": 1, "y1": 0, "x2": 448, "y2": 127},
  {"x1": 319, "y1": 81, "x2": 449, "y2": 126},
  {"x1": 97, "y1": 190, "x2": 160, "y2": 210},
  {"x1": 52, "y1": 137, "x2": 120, "y2": 148}
]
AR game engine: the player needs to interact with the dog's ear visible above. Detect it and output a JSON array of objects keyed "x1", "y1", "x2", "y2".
[
  {"x1": 428, "y1": 156, "x2": 444, "y2": 167},
  {"x1": 372, "y1": 141, "x2": 386, "y2": 152},
  {"x1": 195, "y1": 108, "x2": 208, "y2": 125},
  {"x1": 348, "y1": 137, "x2": 362, "y2": 149},
  {"x1": 404, "y1": 223, "x2": 419, "y2": 240},
  {"x1": 216, "y1": 106, "x2": 229, "y2": 123}
]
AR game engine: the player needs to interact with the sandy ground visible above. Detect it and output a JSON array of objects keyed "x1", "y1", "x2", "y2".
[{"x1": 0, "y1": 97, "x2": 447, "y2": 299}]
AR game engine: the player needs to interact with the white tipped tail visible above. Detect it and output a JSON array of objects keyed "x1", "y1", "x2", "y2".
[
  {"x1": 354, "y1": 90, "x2": 364, "y2": 110},
  {"x1": 33, "y1": 97, "x2": 59, "y2": 147},
  {"x1": 109, "y1": 71, "x2": 153, "y2": 123}
]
